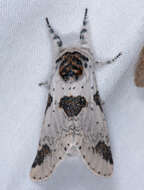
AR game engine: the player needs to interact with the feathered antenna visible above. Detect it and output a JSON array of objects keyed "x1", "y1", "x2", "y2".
[{"x1": 45, "y1": 17, "x2": 63, "y2": 48}]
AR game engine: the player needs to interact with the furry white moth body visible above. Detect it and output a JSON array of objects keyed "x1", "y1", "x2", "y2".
[{"x1": 30, "y1": 8, "x2": 122, "y2": 181}]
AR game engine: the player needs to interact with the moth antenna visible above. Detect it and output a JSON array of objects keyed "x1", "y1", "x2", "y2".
[
  {"x1": 83, "y1": 8, "x2": 88, "y2": 26},
  {"x1": 45, "y1": 17, "x2": 63, "y2": 48},
  {"x1": 80, "y1": 8, "x2": 89, "y2": 45}
]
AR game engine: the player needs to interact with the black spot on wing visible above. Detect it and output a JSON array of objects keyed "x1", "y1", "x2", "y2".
[
  {"x1": 45, "y1": 94, "x2": 53, "y2": 114},
  {"x1": 93, "y1": 91, "x2": 103, "y2": 112},
  {"x1": 92, "y1": 141, "x2": 113, "y2": 165},
  {"x1": 32, "y1": 144, "x2": 51, "y2": 168},
  {"x1": 59, "y1": 96, "x2": 87, "y2": 117}
]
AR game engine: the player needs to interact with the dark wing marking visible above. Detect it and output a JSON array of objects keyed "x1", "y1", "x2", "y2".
[
  {"x1": 30, "y1": 95, "x2": 73, "y2": 181},
  {"x1": 78, "y1": 98, "x2": 113, "y2": 176}
]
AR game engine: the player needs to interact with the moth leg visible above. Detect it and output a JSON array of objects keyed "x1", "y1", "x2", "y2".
[
  {"x1": 38, "y1": 81, "x2": 49, "y2": 87},
  {"x1": 95, "y1": 52, "x2": 122, "y2": 66}
]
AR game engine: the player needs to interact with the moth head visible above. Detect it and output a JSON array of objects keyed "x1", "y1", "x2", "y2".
[{"x1": 45, "y1": 8, "x2": 90, "y2": 52}]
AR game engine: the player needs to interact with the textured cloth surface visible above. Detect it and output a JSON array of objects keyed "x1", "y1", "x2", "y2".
[{"x1": 0, "y1": 0, "x2": 144, "y2": 190}]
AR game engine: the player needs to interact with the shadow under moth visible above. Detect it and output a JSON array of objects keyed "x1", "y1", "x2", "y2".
[{"x1": 30, "y1": 8, "x2": 122, "y2": 181}]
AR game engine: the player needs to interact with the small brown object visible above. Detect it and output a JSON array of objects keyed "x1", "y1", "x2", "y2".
[{"x1": 135, "y1": 47, "x2": 144, "y2": 87}]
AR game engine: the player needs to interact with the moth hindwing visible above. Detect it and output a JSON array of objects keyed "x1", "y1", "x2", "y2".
[{"x1": 30, "y1": 8, "x2": 121, "y2": 181}]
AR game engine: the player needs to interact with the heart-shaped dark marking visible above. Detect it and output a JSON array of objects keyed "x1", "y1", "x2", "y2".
[{"x1": 59, "y1": 96, "x2": 87, "y2": 117}]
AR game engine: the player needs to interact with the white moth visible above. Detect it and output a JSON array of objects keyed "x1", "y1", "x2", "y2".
[{"x1": 30, "y1": 8, "x2": 122, "y2": 181}]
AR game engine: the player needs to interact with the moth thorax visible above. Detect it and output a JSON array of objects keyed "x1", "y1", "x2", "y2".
[
  {"x1": 59, "y1": 56, "x2": 83, "y2": 81},
  {"x1": 57, "y1": 51, "x2": 89, "y2": 82}
]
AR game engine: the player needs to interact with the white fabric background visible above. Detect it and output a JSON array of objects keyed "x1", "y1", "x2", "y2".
[{"x1": 0, "y1": 0, "x2": 144, "y2": 190}]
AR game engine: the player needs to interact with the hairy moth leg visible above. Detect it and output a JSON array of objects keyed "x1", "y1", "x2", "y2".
[{"x1": 95, "y1": 52, "x2": 122, "y2": 66}]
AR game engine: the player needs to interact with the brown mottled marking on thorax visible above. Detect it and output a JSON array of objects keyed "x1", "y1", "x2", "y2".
[
  {"x1": 135, "y1": 47, "x2": 144, "y2": 87},
  {"x1": 56, "y1": 51, "x2": 89, "y2": 81},
  {"x1": 59, "y1": 96, "x2": 87, "y2": 117}
]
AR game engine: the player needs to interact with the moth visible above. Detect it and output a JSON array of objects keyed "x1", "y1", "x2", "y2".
[
  {"x1": 30, "y1": 8, "x2": 122, "y2": 181},
  {"x1": 135, "y1": 47, "x2": 144, "y2": 87}
]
